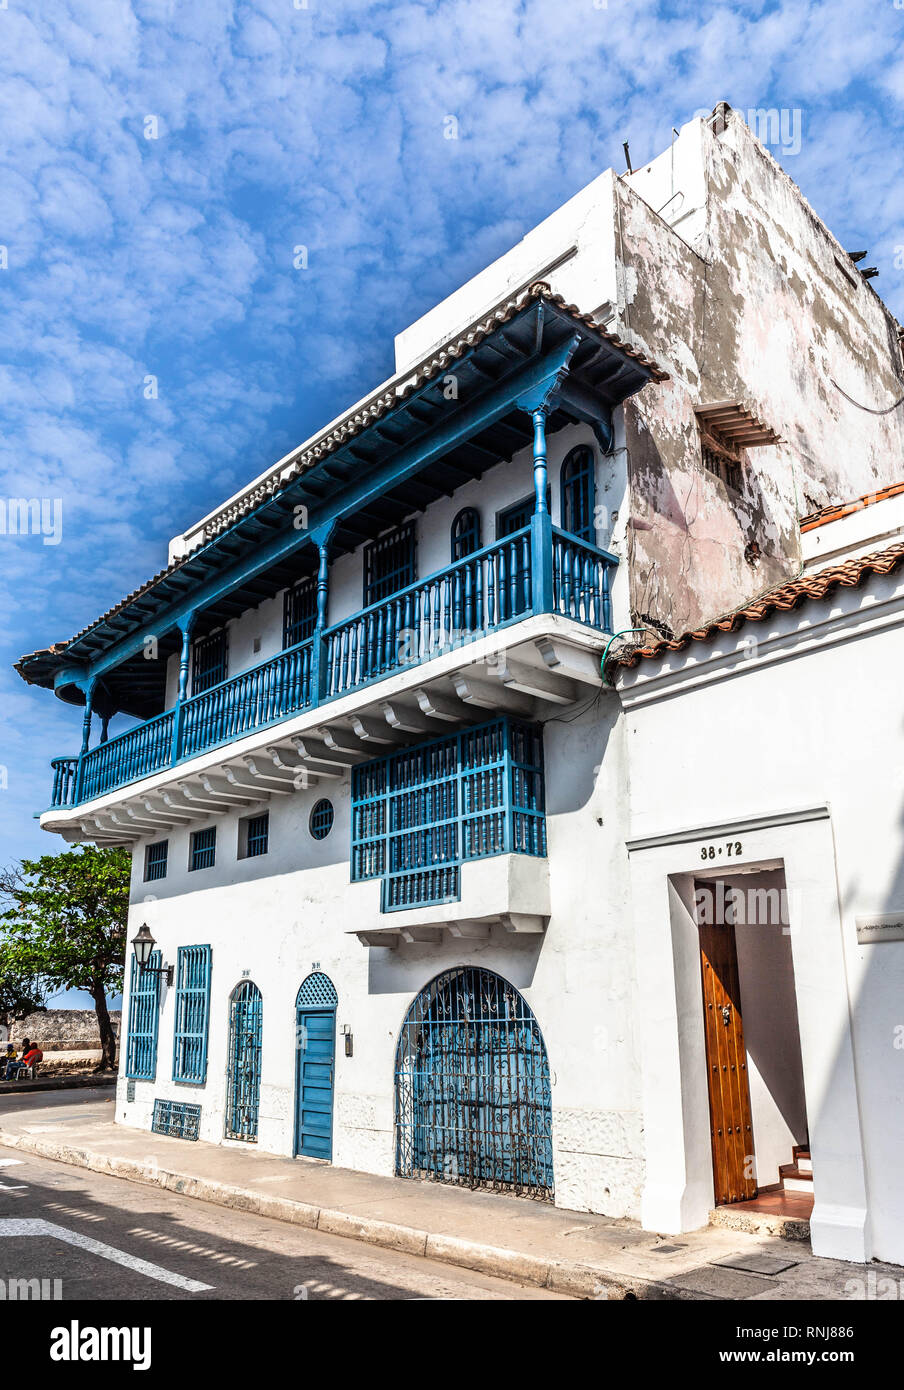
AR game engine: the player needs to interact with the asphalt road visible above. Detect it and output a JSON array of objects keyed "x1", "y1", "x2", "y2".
[{"x1": 0, "y1": 1141, "x2": 568, "y2": 1302}]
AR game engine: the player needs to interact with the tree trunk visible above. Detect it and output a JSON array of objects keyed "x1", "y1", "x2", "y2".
[{"x1": 90, "y1": 984, "x2": 117, "y2": 1071}]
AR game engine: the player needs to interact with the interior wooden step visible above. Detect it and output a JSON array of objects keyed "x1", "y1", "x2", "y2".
[
  {"x1": 780, "y1": 1161, "x2": 814, "y2": 1193},
  {"x1": 793, "y1": 1145, "x2": 812, "y2": 1174}
]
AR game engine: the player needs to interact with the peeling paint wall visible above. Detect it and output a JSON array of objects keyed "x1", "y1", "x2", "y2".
[{"x1": 614, "y1": 109, "x2": 904, "y2": 638}]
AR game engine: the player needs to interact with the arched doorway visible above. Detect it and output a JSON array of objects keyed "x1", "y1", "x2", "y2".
[
  {"x1": 395, "y1": 966, "x2": 554, "y2": 1199},
  {"x1": 225, "y1": 981, "x2": 262, "y2": 1142},
  {"x1": 295, "y1": 972, "x2": 338, "y2": 1160}
]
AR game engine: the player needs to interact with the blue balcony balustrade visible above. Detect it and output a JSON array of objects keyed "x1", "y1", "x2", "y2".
[
  {"x1": 80, "y1": 710, "x2": 175, "y2": 803},
  {"x1": 325, "y1": 526, "x2": 534, "y2": 697},
  {"x1": 179, "y1": 637, "x2": 313, "y2": 759},
  {"x1": 51, "y1": 757, "x2": 78, "y2": 808},
  {"x1": 553, "y1": 530, "x2": 614, "y2": 632},
  {"x1": 48, "y1": 525, "x2": 616, "y2": 811}
]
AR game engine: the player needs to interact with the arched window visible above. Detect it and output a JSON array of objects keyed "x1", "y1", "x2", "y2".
[
  {"x1": 560, "y1": 446, "x2": 596, "y2": 543},
  {"x1": 225, "y1": 981, "x2": 262, "y2": 1142},
  {"x1": 395, "y1": 966, "x2": 553, "y2": 1198},
  {"x1": 451, "y1": 507, "x2": 481, "y2": 561}
]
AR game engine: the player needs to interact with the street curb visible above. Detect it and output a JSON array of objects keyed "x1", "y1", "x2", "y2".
[
  {"x1": 0, "y1": 1075, "x2": 117, "y2": 1095},
  {"x1": 0, "y1": 1128, "x2": 703, "y2": 1300}
]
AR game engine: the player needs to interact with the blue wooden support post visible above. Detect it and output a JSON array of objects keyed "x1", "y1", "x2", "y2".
[
  {"x1": 170, "y1": 612, "x2": 196, "y2": 767},
  {"x1": 74, "y1": 678, "x2": 97, "y2": 802},
  {"x1": 529, "y1": 407, "x2": 554, "y2": 614},
  {"x1": 310, "y1": 522, "x2": 335, "y2": 705}
]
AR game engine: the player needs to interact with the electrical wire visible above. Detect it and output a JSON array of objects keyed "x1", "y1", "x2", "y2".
[{"x1": 830, "y1": 377, "x2": 904, "y2": 415}]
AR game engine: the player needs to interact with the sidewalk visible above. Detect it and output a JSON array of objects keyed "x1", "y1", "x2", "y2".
[
  {"x1": 0, "y1": 1091, "x2": 891, "y2": 1300},
  {"x1": 0, "y1": 1074, "x2": 116, "y2": 1095}
]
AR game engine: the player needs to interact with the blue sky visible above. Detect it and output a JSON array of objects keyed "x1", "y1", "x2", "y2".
[{"x1": 1, "y1": 0, "x2": 902, "y2": 1003}]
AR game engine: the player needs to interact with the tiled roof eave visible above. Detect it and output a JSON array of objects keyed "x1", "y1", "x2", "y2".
[{"x1": 615, "y1": 539, "x2": 904, "y2": 673}]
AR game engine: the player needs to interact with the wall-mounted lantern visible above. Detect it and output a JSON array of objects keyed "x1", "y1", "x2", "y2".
[{"x1": 130, "y1": 923, "x2": 174, "y2": 987}]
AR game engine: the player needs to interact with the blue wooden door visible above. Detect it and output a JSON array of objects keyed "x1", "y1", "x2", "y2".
[{"x1": 295, "y1": 973, "x2": 338, "y2": 1160}]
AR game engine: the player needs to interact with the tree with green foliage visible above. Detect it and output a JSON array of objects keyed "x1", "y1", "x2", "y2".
[
  {"x1": 0, "y1": 845, "x2": 130, "y2": 1070},
  {"x1": 0, "y1": 946, "x2": 46, "y2": 1039}
]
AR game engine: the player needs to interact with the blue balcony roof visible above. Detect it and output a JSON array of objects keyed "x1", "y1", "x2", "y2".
[{"x1": 17, "y1": 282, "x2": 666, "y2": 720}]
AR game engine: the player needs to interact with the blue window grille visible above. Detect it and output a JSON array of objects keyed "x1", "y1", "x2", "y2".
[
  {"x1": 192, "y1": 629, "x2": 228, "y2": 696},
  {"x1": 310, "y1": 799, "x2": 334, "y2": 840},
  {"x1": 172, "y1": 945, "x2": 212, "y2": 1084},
  {"x1": 125, "y1": 952, "x2": 161, "y2": 1081},
  {"x1": 395, "y1": 967, "x2": 553, "y2": 1198},
  {"x1": 284, "y1": 576, "x2": 317, "y2": 649},
  {"x1": 363, "y1": 521, "x2": 416, "y2": 606},
  {"x1": 451, "y1": 507, "x2": 481, "y2": 561},
  {"x1": 226, "y1": 980, "x2": 263, "y2": 1142},
  {"x1": 351, "y1": 716, "x2": 546, "y2": 911},
  {"x1": 144, "y1": 840, "x2": 168, "y2": 882},
  {"x1": 243, "y1": 813, "x2": 269, "y2": 858},
  {"x1": 561, "y1": 445, "x2": 596, "y2": 543},
  {"x1": 189, "y1": 826, "x2": 216, "y2": 872},
  {"x1": 152, "y1": 1098, "x2": 201, "y2": 1141}
]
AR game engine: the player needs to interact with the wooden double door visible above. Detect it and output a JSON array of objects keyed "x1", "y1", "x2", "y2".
[{"x1": 696, "y1": 880, "x2": 757, "y2": 1204}]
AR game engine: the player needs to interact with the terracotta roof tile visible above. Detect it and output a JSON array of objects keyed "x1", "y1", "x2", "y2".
[
  {"x1": 615, "y1": 539, "x2": 904, "y2": 672},
  {"x1": 800, "y1": 481, "x2": 904, "y2": 531}
]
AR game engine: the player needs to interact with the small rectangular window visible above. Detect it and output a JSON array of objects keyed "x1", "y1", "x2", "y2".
[
  {"x1": 192, "y1": 630, "x2": 228, "y2": 695},
  {"x1": 284, "y1": 576, "x2": 317, "y2": 649},
  {"x1": 363, "y1": 521, "x2": 416, "y2": 607},
  {"x1": 189, "y1": 827, "x2": 217, "y2": 872},
  {"x1": 701, "y1": 438, "x2": 744, "y2": 494},
  {"x1": 240, "y1": 812, "x2": 269, "y2": 859},
  {"x1": 144, "y1": 840, "x2": 168, "y2": 882}
]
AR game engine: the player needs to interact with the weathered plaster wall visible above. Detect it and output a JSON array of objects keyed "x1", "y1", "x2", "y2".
[{"x1": 615, "y1": 109, "x2": 904, "y2": 638}]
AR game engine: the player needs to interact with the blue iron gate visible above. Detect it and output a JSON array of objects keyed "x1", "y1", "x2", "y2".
[
  {"x1": 225, "y1": 981, "x2": 263, "y2": 1142},
  {"x1": 295, "y1": 972, "x2": 338, "y2": 1161},
  {"x1": 395, "y1": 967, "x2": 554, "y2": 1199}
]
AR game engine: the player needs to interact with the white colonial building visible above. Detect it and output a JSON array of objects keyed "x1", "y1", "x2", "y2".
[{"x1": 17, "y1": 104, "x2": 904, "y2": 1263}]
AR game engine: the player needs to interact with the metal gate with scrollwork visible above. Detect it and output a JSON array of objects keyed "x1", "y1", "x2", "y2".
[
  {"x1": 395, "y1": 967, "x2": 553, "y2": 1199},
  {"x1": 225, "y1": 981, "x2": 262, "y2": 1142}
]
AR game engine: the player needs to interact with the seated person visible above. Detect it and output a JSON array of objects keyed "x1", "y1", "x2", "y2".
[
  {"x1": 4, "y1": 1038, "x2": 29, "y2": 1080},
  {"x1": 20, "y1": 1042, "x2": 42, "y2": 1073},
  {"x1": 2, "y1": 1044, "x2": 17, "y2": 1078}
]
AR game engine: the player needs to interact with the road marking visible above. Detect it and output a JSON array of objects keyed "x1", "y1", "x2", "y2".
[
  {"x1": 0, "y1": 1160, "x2": 24, "y2": 1167},
  {"x1": 0, "y1": 1183, "x2": 27, "y2": 1191},
  {"x1": 0, "y1": 1220, "x2": 214, "y2": 1292}
]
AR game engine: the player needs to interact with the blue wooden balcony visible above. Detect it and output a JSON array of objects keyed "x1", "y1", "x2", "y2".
[{"x1": 48, "y1": 524, "x2": 616, "y2": 811}]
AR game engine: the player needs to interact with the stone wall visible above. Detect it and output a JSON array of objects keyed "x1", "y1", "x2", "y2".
[{"x1": 3, "y1": 1010, "x2": 121, "y2": 1051}]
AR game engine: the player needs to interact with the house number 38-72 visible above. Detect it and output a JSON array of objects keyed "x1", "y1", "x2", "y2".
[{"x1": 700, "y1": 841, "x2": 742, "y2": 860}]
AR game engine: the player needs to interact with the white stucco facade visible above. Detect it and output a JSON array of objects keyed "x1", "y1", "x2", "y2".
[{"x1": 620, "y1": 494, "x2": 904, "y2": 1264}]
